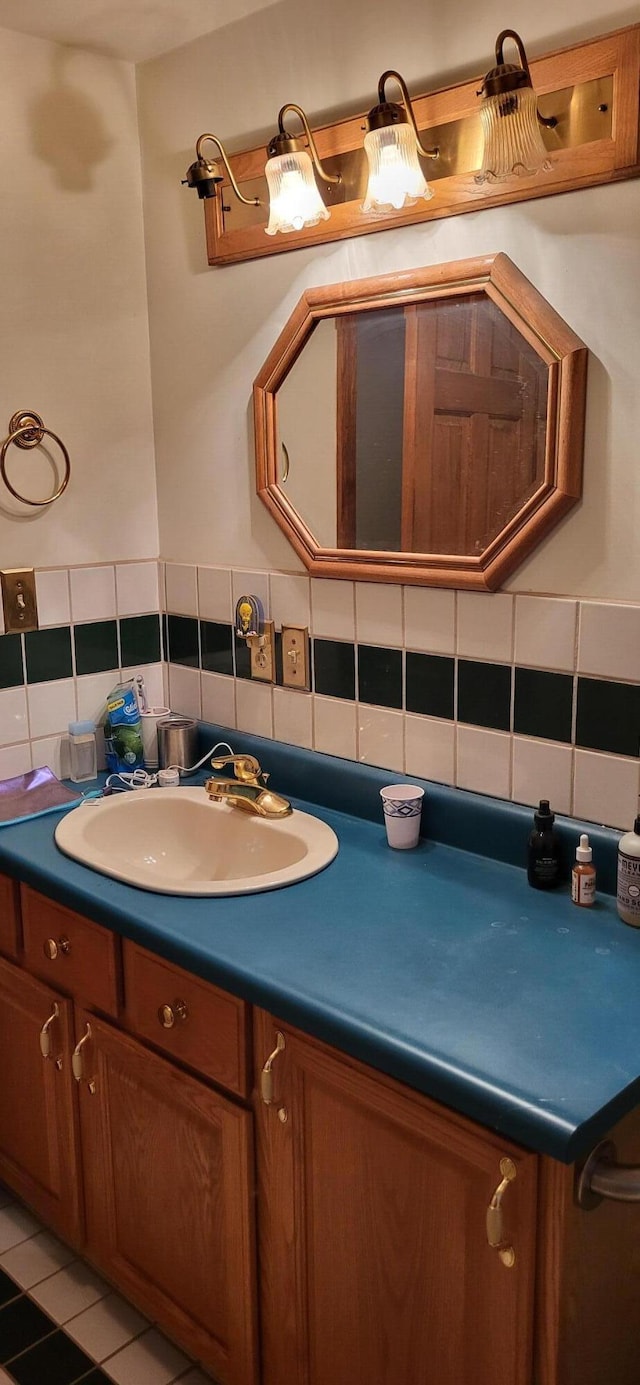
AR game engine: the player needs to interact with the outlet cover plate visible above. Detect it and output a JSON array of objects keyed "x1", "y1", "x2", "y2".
[
  {"x1": 281, "y1": 625, "x2": 310, "y2": 691},
  {"x1": 1, "y1": 568, "x2": 38, "y2": 634},
  {"x1": 249, "y1": 619, "x2": 275, "y2": 683}
]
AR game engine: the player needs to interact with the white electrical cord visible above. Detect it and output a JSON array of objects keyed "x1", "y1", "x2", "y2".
[{"x1": 104, "y1": 741, "x2": 235, "y2": 793}]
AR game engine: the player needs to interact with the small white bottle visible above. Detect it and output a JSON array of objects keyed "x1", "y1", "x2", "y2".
[
  {"x1": 617, "y1": 816, "x2": 640, "y2": 927},
  {"x1": 571, "y1": 834, "x2": 596, "y2": 907},
  {"x1": 68, "y1": 720, "x2": 97, "y2": 784}
]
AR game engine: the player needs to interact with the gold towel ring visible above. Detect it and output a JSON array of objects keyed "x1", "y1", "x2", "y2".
[{"x1": 0, "y1": 410, "x2": 71, "y2": 508}]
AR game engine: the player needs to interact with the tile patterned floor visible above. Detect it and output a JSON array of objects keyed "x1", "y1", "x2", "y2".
[{"x1": 0, "y1": 1188, "x2": 214, "y2": 1385}]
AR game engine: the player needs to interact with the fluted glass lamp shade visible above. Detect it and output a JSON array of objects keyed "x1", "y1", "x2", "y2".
[
  {"x1": 265, "y1": 150, "x2": 331, "y2": 235},
  {"x1": 362, "y1": 124, "x2": 434, "y2": 212},
  {"x1": 476, "y1": 85, "x2": 551, "y2": 183}
]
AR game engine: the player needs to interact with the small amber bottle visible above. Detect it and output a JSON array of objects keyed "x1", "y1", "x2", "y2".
[{"x1": 571, "y1": 834, "x2": 596, "y2": 907}]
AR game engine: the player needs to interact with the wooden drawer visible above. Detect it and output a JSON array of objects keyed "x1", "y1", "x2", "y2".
[
  {"x1": 21, "y1": 887, "x2": 120, "y2": 1017},
  {"x1": 0, "y1": 875, "x2": 20, "y2": 960},
  {"x1": 123, "y1": 941, "x2": 250, "y2": 1098}
]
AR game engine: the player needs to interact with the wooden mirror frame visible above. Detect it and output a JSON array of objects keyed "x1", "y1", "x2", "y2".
[{"x1": 254, "y1": 254, "x2": 588, "y2": 590}]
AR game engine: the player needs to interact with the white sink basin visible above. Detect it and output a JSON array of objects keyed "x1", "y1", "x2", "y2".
[{"x1": 54, "y1": 787, "x2": 338, "y2": 896}]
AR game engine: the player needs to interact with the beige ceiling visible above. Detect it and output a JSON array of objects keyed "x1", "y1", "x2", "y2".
[{"x1": 0, "y1": 0, "x2": 276, "y2": 62}]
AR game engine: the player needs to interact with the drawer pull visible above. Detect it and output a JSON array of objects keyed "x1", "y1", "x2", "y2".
[
  {"x1": 486, "y1": 1157, "x2": 516, "y2": 1268},
  {"x1": 44, "y1": 936, "x2": 71, "y2": 961},
  {"x1": 72, "y1": 1023, "x2": 96, "y2": 1093},
  {"x1": 39, "y1": 1002, "x2": 61, "y2": 1066},
  {"x1": 260, "y1": 1031, "x2": 287, "y2": 1122},
  {"x1": 158, "y1": 1000, "x2": 189, "y2": 1029}
]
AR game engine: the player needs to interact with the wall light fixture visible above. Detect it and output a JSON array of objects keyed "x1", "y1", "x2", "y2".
[
  {"x1": 476, "y1": 30, "x2": 556, "y2": 183},
  {"x1": 182, "y1": 133, "x2": 262, "y2": 208},
  {"x1": 363, "y1": 71, "x2": 438, "y2": 211},
  {"x1": 264, "y1": 105, "x2": 340, "y2": 235}
]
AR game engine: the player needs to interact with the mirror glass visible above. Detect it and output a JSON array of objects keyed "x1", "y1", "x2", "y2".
[{"x1": 277, "y1": 297, "x2": 548, "y2": 558}]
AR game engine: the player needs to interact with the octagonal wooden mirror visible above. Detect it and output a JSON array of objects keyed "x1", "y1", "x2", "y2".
[{"x1": 254, "y1": 254, "x2": 587, "y2": 589}]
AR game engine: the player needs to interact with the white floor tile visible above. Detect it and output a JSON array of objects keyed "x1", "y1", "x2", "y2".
[
  {"x1": 103, "y1": 1327, "x2": 190, "y2": 1384},
  {"x1": 0, "y1": 1230, "x2": 75, "y2": 1288},
  {"x1": 0, "y1": 1204, "x2": 41, "y2": 1253},
  {"x1": 174, "y1": 1370, "x2": 216, "y2": 1384},
  {"x1": 65, "y1": 1290, "x2": 148, "y2": 1361},
  {"x1": 29, "y1": 1258, "x2": 111, "y2": 1324},
  {"x1": 0, "y1": 1368, "x2": 17, "y2": 1382}
]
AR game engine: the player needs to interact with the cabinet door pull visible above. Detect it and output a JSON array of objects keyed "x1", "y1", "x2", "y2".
[
  {"x1": 260, "y1": 1031, "x2": 287, "y2": 1120},
  {"x1": 44, "y1": 936, "x2": 71, "y2": 961},
  {"x1": 72, "y1": 1023, "x2": 95, "y2": 1093},
  {"x1": 39, "y1": 1002, "x2": 61, "y2": 1066},
  {"x1": 486, "y1": 1157, "x2": 516, "y2": 1268},
  {"x1": 158, "y1": 999, "x2": 188, "y2": 1029}
]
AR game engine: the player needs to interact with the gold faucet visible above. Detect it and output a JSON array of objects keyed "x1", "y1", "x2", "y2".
[{"x1": 204, "y1": 754, "x2": 292, "y2": 819}]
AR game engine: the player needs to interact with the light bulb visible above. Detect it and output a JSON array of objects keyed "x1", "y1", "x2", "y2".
[
  {"x1": 363, "y1": 124, "x2": 433, "y2": 213},
  {"x1": 265, "y1": 150, "x2": 330, "y2": 235}
]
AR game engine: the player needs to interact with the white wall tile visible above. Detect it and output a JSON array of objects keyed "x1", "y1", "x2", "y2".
[
  {"x1": 198, "y1": 567, "x2": 232, "y2": 623},
  {"x1": 457, "y1": 592, "x2": 513, "y2": 663},
  {"x1": 456, "y1": 726, "x2": 511, "y2": 800},
  {"x1": 236, "y1": 679, "x2": 273, "y2": 739},
  {"x1": 231, "y1": 570, "x2": 270, "y2": 620},
  {"x1": 167, "y1": 665, "x2": 201, "y2": 719},
  {"x1": 514, "y1": 597, "x2": 577, "y2": 672},
  {"x1": 404, "y1": 587, "x2": 455, "y2": 655},
  {"x1": 512, "y1": 736, "x2": 573, "y2": 816},
  {"x1": 165, "y1": 563, "x2": 198, "y2": 616},
  {"x1": 31, "y1": 735, "x2": 69, "y2": 779},
  {"x1": 116, "y1": 562, "x2": 159, "y2": 616},
  {"x1": 270, "y1": 573, "x2": 310, "y2": 629},
  {"x1": 70, "y1": 566, "x2": 116, "y2": 624},
  {"x1": 0, "y1": 687, "x2": 28, "y2": 746},
  {"x1": 35, "y1": 570, "x2": 70, "y2": 628},
  {"x1": 578, "y1": 602, "x2": 640, "y2": 682},
  {"x1": 573, "y1": 750, "x2": 640, "y2": 830},
  {"x1": 358, "y1": 706, "x2": 404, "y2": 772},
  {"x1": 405, "y1": 714, "x2": 455, "y2": 786},
  {"x1": 120, "y1": 664, "x2": 166, "y2": 712},
  {"x1": 313, "y1": 696, "x2": 357, "y2": 761},
  {"x1": 273, "y1": 688, "x2": 312, "y2": 749},
  {"x1": 356, "y1": 584, "x2": 403, "y2": 647},
  {"x1": 27, "y1": 679, "x2": 76, "y2": 739},
  {"x1": 0, "y1": 744, "x2": 31, "y2": 778},
  {"x1": 310, "y1": 579, "x2": 355, "y2": 640},
  {"x1": 201, "y1": 671, "x2": 236, "y2": 729},
  {"x1": 76, "y1": 672, "x2": 118, "y2": 725}
]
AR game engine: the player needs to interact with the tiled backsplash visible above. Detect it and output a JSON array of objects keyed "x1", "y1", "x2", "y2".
[
  {"x1": 163, "y1": 563, "x2": 640, "y2": 832},
  {"x1": 0, "y1": 558, "x2": 638, "y2": 832},
  {"x1": 0, "y1": 563, "x2": 164, "y2": 780}
]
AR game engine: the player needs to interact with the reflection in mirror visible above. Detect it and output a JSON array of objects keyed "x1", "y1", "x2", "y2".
[
  {"x1": 277, "y1": 297, "x2": 548, "y2": 558},
  {"x1": 255, "y1": 256, "x2": 588, "y2": 589}
]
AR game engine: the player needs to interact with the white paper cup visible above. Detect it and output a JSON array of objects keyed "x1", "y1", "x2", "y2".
[
  {"x1": 380, "y1": 784, "x2": 425, "y2": 849},
  {"x1": 140, "y1": 707, "x2": 171, "y2": 769}
]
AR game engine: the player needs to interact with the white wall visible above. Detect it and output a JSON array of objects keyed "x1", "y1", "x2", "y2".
[
  {"x1": 137, "y1": 0, "x2": 640, "y2": 601},
  {"x1": 0, "y1": 27, "x2": 158, "y2": 567}
]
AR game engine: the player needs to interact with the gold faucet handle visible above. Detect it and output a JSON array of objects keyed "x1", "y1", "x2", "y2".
[{"x1": 209, "y1": 753, "x2": 266, "y2": 784}]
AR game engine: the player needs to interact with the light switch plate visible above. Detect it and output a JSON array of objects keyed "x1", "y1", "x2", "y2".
[
  {"x1": 281, "y1": 625, "x2": 310, "y2": 691},
  {"x1": 1, "y1": 568, "x2": 38, "y2": 633},
  {"x1": 249, "y1": 619, "x2": 275, "y2": 683}
]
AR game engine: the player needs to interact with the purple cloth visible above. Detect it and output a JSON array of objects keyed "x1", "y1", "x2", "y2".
[{"x1": 0, "y1": 766, "x2": 81, "y2": 825}]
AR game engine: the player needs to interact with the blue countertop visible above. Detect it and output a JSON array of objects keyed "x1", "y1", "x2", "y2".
[{"x1": 0, "y1": 731, "x2": 637, "y2": 1165}]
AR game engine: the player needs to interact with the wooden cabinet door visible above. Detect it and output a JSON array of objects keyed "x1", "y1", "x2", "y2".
[
  {"x1": 76, "y1": 1010, "x2": 258, "y2": 1385},
  {"x1": 255, "y1": 1012, "x2": 538, "y2": 1385},
  {"x1": 0, "y1": 956, "x2": 83, "y2": 1243}
]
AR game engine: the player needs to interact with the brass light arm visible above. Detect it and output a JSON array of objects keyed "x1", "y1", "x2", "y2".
[
  {"x1": 276, "y1": 104, "x2": 340, "y2": 185},
  {"x1": 489, "y1": 31, "x2": 557, "y2": 128},
  {"x1": 377, "y1": 71, "x2": 439, "y2": 159},
  {"x1": 193, "y1": 133, "x2": 262, "y2": 206}
]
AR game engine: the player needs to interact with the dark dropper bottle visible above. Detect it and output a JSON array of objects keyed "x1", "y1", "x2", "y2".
[{"x1": 527, "y1": 800, "x2": 563, "y2": 890}]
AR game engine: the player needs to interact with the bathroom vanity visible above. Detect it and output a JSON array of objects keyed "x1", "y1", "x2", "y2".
[{"x1": 0, "y1": 769, "x2": 639, "y2": 1385}]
